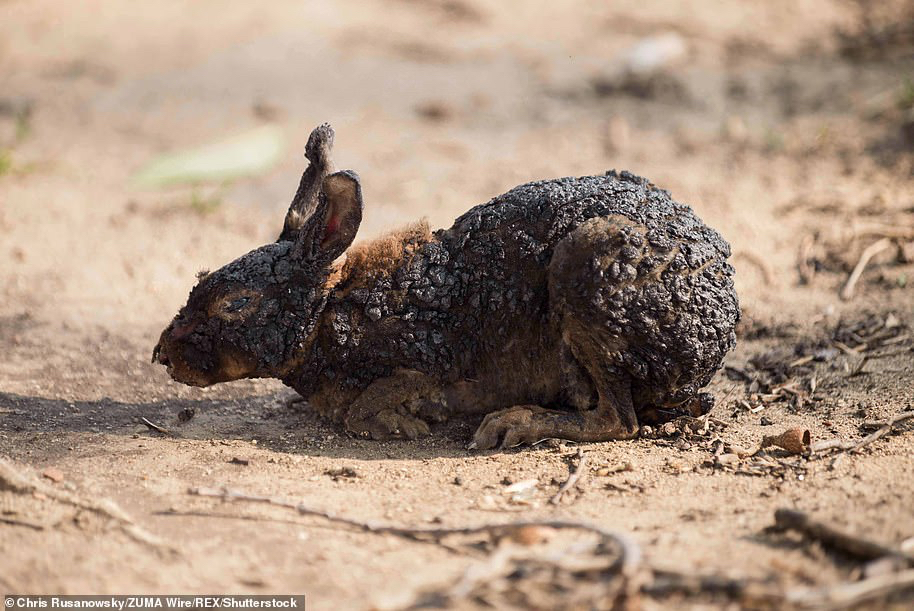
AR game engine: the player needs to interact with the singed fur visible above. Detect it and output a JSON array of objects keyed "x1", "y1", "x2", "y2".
[{"x1": 336, "y1": 220, "x2": 434, "y2": 289}]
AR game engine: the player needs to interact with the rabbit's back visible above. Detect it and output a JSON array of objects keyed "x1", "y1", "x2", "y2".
[
  {"x1": 303, "y1": 170, "x2": 737, "y2": 415},
  {"x1": 434, "y1": 170, "x2": 738, "y2": 408}
]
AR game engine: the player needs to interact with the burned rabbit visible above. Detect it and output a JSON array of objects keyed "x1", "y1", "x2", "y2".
[{"x1": 153, "y1": 124, "x2": 739, "y2": 449}]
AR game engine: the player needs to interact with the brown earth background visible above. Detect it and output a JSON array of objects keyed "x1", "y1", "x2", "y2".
[{"x1": 2, "y1": 0, "x2": 914, "y2": 608}]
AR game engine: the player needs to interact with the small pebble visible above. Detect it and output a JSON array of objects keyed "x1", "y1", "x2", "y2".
[
  {"x1": 674, "y1": 439, "x2": 692, "y2": 451},
  {"x1": 508, "y1": 525, "x2": 551, "y2": 546},
  {"x1": 716, "y1": 453, "x2": 740, "y2": 466},
  {"x1": 660, "y1": 421, "x2": 679, "y2": 436},
  {"x1": 42, "y1": 467, "x2": 64, "y2": 483},
  {"x1": 177, "y1": 407, "x2": 196, "y2": 422}
]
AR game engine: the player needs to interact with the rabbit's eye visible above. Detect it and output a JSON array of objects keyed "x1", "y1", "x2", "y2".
[{"x1": 224, "y1": 296, "x2": 251, "y2": 312}]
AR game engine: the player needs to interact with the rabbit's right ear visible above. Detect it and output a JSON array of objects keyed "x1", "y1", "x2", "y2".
[
  {"x1": 292, "y1": 170, "x2": 363, "y2": 264},
  {"x1": 279, "y1": 123, "x2": 335, "y2": 243}
]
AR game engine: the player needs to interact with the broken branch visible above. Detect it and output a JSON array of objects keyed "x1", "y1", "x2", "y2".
[
  {"x1": 187, "y1": 485, "x2": 640, "y2": 575},
  {"x1": 811, "y1": 410, "x2": 914, "y2": 456},
  {"x1": 550, "y1": 448, "x2": 588, "y2": 505},
  {"x1": 840, "y1": 237, "x2": 893, "y2": 300},
  {"x1": 774, "y1": 508, "x2": 914, "y2": 565}
]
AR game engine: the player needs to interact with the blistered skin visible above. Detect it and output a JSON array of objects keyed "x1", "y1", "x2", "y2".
[
  {"x1": 154, "y1": 242, "x2": 329, "y2": 387},
  {"x1": 154, "y1": 123, "x2": 739, "y2": 446},
  {"x1": 287, "y1": 171, "x2": 739, "y2": 428}
]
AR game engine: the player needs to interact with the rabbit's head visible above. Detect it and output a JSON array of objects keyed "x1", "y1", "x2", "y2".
[{"x1": 152, "y1": 124, "x2": 362, "y2": 387}]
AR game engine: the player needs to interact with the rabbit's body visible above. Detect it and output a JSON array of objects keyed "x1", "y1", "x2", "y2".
[
  {"x1": 289, "y1": 171, "x2": 738, "y2": 444},
  {"x1": 154, "y1": 125, "x2": 739, "y2": 449}
]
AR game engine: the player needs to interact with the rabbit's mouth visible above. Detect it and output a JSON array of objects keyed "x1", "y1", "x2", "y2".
[
  {"x1": 152, "y1": 335, "x2": 213, "y2": 387},
  {"x1": 154, "y1": 347, "x2": 184, "y2": 382},
  {"x1": 152, "y1": 341, "x2": 170, "y2": 368},
  {"x1": 153, "y1": 332, "x2": 257, "y2": 387}
]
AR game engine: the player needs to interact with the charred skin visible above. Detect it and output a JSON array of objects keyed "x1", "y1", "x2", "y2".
[{"x1": 154, "y1": 124, "x2": 739, "y2": 449}]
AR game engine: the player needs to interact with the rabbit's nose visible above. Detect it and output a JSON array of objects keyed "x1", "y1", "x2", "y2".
[
  {"x1": 157, "y1": 348, "x2": 171, "y2": 366},
  {"x1": 152, "y1": 340, "x2": 170, "y2": 366}
]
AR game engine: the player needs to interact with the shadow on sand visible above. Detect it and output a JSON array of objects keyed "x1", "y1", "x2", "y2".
[{"x1": 0, "y1": 390, "x2": 486, "y2": 461}]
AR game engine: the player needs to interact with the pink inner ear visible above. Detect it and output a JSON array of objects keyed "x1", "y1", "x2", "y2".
[{"x1": 322, "y1": 215, "x2": 341, "y2": 244}]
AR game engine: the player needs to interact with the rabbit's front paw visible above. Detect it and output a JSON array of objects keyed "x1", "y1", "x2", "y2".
[
  {"x1": 346, "y1": 409, "x2": 431, "y2": 441},
  {"x1": 469, "y1": 405, "x2": 559, "y2": 450}
]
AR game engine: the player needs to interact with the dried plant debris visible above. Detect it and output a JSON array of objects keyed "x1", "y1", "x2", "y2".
[
  {"x1": 793, "y1": 198, "x2": 914, "y2": 294},
  {"x1": 182, "y1": 486, "x2": 914, "y2": 609},
  {"x1": 771, "y1": 508, "x2": 914, "y2": 566},
  {"x1": 734, "y1": 312, "x2": 798, "y2": 341},
  {"x1": 407, "y1": 534, "x2": 641, "y2": 610},
  {"x1": 0, "y1": 458, "x2": 174, "y2": 553},
  {"x1": 727, "y1": 312, "x2": 911, "y2": 412},
  {"x1": 761, "y1": 427, "x2": 811, "y2": 455},
  {"x1": 642, "y1": 413, "x2": 729, "y2": 453},
  {"x1": 549, "y1": 448, "x2": 588, "y2": 505},
  {"x1": 324, "y1": 466, "x2": 360, "y2": 481}
]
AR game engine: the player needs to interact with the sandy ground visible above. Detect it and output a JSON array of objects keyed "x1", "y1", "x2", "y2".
[{"x1": 2, "y1": 0, "x2": 914, "y2": 608}]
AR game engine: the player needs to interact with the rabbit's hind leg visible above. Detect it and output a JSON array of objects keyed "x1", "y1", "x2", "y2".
[
  {"x1": 470, "y1": 330, "x2": 639, "y2": 450},
  {"x1": 343, "y1": 369, "x2": 446, "y2": 440},
  {"x1": 469, "y1": 405, "x2": 573, "y2": 449},
  {"x1": 468, "y1": 373, "x2": 637, "y2": 450}
]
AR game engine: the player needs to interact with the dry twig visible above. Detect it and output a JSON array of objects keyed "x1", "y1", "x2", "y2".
[
  {"x1": 187, "y1": 485, "x2": 639, "y2": 573},
  {"x1": 0, "y1": 458, "x2": 174, "y2": 553},
  {"x1": 645, "y1": 570, "x2": 782, "y2": 603},
  {"x1": 774, "y1": 508, "x2": 914, "y2": 565},
  {"x1": 140, "y1": 417, "x2": 172, "y2": 435},
  {"x1": 0, "y1": 516, "x2": 45, "y2": 530},
  {"x1": 184, "y1": 487, "x2": 914, "y2": 608},
  {"x1": 797, "y1": 234, "x2": 817, "y2": 284},
  {"x1": 550, "y1": 448, "x2": 588, "y2": 505},
  {"x1": 840, "y1": 237, "x2": 893, "y2": 300},
  {"x1": 786, "y1": 568, "x2": 914, "y2": 609},
  {"x1": 811, "y1": 410, "x2": 914, "y2": 456}
]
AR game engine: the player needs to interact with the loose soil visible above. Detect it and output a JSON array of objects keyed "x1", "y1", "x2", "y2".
[{"x1": 2, "y1": 1, "x2": 913, "y2": 608}]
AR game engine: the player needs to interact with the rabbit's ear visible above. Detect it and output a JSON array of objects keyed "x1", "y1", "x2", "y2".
[
  {"x1": 293, "y1": 170, "x2": 363, "y2": 264},
  {"x1": 279, "y1": 123, "x2": 335, "y2": 242}
]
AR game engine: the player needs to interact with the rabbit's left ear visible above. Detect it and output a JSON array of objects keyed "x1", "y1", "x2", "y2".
[{"x1": 293, "y1": 170, "x2": 363, "y2": 263}]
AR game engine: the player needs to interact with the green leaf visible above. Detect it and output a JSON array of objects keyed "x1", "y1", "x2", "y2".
[{"x1": 131, "y1": 124, "x2": 285, "y2": 188}]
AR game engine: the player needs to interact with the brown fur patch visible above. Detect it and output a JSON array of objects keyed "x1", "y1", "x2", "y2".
[
  {"x1": 336, "y1": 220, "x2": 433, "y2": 289},
  {"x1": 325, "y1": 260, "x2": 345, "y2": 289}
]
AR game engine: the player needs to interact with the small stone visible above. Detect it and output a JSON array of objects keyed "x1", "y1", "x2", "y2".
[
  {"x1": 508, "y1": 525, "x2": 551, "y2": 546},
  {"x1": 674, "y1": 439, "x2": 692, "y2": 451},
  {"x1": 177, "y1": 407, "x2": 196, "y2": 423},
  {"x1": 325, "y1": 466, "x2": 360, "y2": 480},
  {"x1": 42, "y1": 467, "x2": 64, "y2": 483},
  {"x1": 716, "y1": 453, "x2": 740, "y2": 466},
  {"x1": 665, "y1": 459, "x2": 686, "y2": 474},
  {"x1": 727, "y1": 444, "x2": 752, "y2": 458},
  {"x1": 477, "y1": 495, "x2": 498, "y2": 510},
  {"x1": 659, "y1": 421, "x2": 679, "y2": 436}
]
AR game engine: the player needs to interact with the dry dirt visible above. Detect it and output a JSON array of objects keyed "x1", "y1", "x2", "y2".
[{"x1": 2, "y1": 0, "x2": 914, "y2": 608}]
